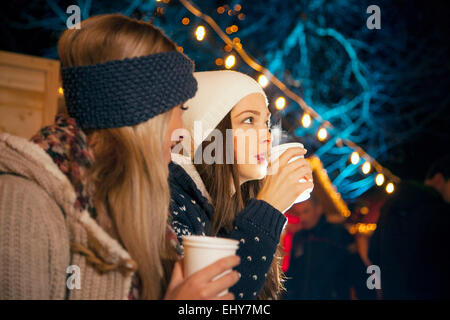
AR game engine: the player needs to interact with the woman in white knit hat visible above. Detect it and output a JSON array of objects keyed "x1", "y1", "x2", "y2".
[{"x1": 169, "y1": 70, "x2": 313, "y2": 299}]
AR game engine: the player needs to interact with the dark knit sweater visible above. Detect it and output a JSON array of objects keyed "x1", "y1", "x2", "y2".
[{"x1": 168, "y1": 159, "x2": 287, "y2": 300}]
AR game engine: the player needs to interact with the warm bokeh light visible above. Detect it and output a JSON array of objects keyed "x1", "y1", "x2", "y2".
[
  {"x1": 375, "y1": 173, "x2": 385, "y2": 186},
  {"x1": 234, "y1": 4, "x2": 242, "y2": 11},
  {"x1": 181, "y1": 17, "x2": 190, "y2": 25},
  {"x1": 224, "y1": 44, "x2": 233, "y2": 52},
  {"x1": 360, "y1": 206, "x2": 369, "y2": 215},
  {"x1": 317, "y1": 127, "x2": 328, "y2": 141},
  {"x1": 350, "y1": 151, "x2": 360, "y2": 165},
  {"x1": 275, "y1": 97, "x2": 286, "y2": 110},
  {"x1": 386, "y1": 182, "x2": 395, "y2": 194},
  {"x1": 215, "y1": 58, "x2": 223, "y2": 66},
  {"x1": 230, "y1": 25, "x2": 238, "y2": 33},
  {"x1": 225, "y1": 54, "x2": 236, "y2": 69},
  {"x1": 301, "y1": 113, "x2": 312, "y2": 128},
  {"x1": 195, "y1": 25, "x2": 206, "y2": 41},
  {"x1": 352, "y1": 223, "x2": 377, "y2": 234},
  {"x1": 358, "y1": 224, "x2": 367, "y2": 233},
  {"x1": 362, "y1": 161, "x2": 371, "y2": 174},
  {"x1": 58, "y1": 87, "x2": 64, "y2": 95},
  {"x1": 258, "y1": 75, "x2": 269, "y2": 87},
  {"x1": 217, "y1": 6, "x2": 225, "y2": 14}
]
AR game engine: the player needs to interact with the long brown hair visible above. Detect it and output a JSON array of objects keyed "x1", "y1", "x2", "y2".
[
  {"x1": 58, "y1": 14, "x2": 178, "y2": 299},
  {"x1": 194, "y1": 113, "x2": 285, "y2": 300}
]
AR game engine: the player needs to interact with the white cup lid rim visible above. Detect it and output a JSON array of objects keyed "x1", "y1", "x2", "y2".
[
  {"x1": 271, "y1": 142, "x2": 304, "y2": 151},
  {"x1": 270, "y1": 142, "x2": 305, "y2": 162},
  {"x1": 182, "y1": 235, "x2": 239, "y2": 246}
]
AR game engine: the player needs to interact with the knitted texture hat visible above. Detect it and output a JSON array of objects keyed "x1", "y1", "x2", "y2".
[
  {"x1": 61, "y1": 50, "x2": 198, "y2": 129},
  {"x1": 182, "y1": 70, "x2": 268, "y2": 152}
]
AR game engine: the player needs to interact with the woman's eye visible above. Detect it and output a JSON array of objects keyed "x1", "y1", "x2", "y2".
[
  {"x1": 180, "y1": 105, "x2": 189, "y2": 111},
  {"x1": 243, "y1": 117, "x2": 253, "y2": 124}
]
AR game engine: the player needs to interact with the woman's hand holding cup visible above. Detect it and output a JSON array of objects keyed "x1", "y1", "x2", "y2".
[
  {"x1": 164, "y1": 255, "x2": 240, "y2": 300},
  {"x1": 257, "y1": 143, "x2": 313, "y2": 213},
  {"x1": 164, "y1": 235, "x2": 241, "y2": 300}
]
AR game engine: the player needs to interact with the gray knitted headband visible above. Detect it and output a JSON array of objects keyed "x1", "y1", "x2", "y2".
[{"x1": 61, "y1": 50, "x2": 198, "y2": 129}]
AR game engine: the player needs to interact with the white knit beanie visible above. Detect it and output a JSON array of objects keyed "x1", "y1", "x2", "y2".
[{"x1": 182, "y1": 70, "x2": 268, "y2": 152}]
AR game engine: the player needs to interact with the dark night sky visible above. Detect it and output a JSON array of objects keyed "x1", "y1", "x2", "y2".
[{"x1": 379, "y1": 0, "x2": 449, "y2": 181}]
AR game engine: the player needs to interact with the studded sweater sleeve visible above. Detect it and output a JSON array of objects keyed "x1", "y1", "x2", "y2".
[
  {"x1": 170, "y1": 195, "x2": 286, "y2": 300},
  {"x1": 224, "y1": 199, "x2": 286, "y2": 299},
  {"x1": 169, "y1": 162, "x2": 287, "y2": 300}
]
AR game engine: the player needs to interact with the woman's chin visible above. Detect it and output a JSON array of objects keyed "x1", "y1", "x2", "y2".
[
  {"x1": 257, "y1": 164, "x2": 268, "y2": 179},
  {"x1": 240, "y1": 164, "x2": 268, "y2": 182}
]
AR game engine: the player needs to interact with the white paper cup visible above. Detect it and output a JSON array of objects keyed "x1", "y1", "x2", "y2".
[
  {"x1": 269, "y1": 142, "x2": 313, "y2": 209},
  {"x1": 182, "y1": 235, "x2": 239, "y2": 296}
]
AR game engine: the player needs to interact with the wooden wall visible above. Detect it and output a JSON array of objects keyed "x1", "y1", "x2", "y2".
[{"x1": 0, "y1": 50, "x2": 60, "y2": 139}]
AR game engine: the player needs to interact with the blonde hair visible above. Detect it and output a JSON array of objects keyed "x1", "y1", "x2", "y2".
[{"x1": 58, "y1": 14, "x2": 178, "y2": 299}]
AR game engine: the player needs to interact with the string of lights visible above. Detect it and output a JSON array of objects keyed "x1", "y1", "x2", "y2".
[{"x1": 177, "y1": 0, "x2": 400, "y2": 195}]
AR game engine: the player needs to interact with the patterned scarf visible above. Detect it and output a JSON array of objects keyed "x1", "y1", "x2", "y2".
[{"x1": 31, "y1": 114, "x2": 96, "y2": 217}]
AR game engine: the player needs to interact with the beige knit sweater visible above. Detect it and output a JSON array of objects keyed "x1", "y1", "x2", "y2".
[{"x1": 0, "y1": 133, "x2": 136, "y2": 299}]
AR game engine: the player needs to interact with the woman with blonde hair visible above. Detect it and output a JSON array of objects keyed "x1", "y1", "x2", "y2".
[
  {"x1": 169, "y1": 70, "x2": 313, "y2": 299},
  {"x1": 0, "y1": 14, "x2": 239, "y2": 300}
]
